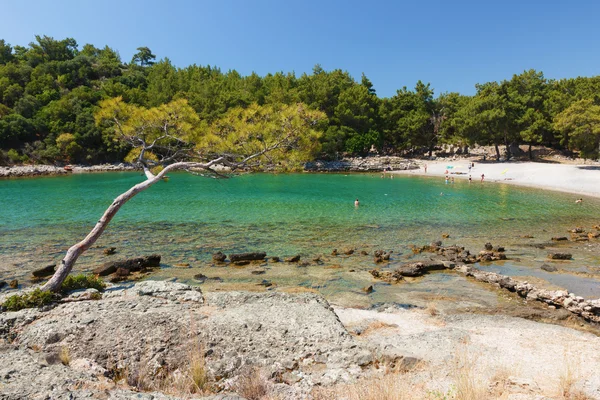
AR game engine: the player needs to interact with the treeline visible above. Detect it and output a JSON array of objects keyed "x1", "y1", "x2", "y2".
[{"x1": 1, "y1": 35, "x2": 600, "y2": 165}]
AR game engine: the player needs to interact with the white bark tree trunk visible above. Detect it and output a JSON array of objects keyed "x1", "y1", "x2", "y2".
[{"x1": 41, "y1": 160, "x2": 222, "y2": 292}]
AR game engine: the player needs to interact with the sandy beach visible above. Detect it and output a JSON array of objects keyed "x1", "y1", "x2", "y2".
[{"x1": 393, "y1": 160, "x2": 600, "y2": 198}]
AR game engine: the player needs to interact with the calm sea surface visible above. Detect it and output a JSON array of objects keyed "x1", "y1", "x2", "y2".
[{"x1": 1, "y1": 172, "x2": 599, "y2": 307}]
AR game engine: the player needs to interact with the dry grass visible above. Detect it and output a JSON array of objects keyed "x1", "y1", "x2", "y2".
[
  {"x1": 59, "y1": 346, "x2": 71, "y2": 366},
  {"x1": 231, "y1": 367, "x2": 269, "y2": 400},
  {"x1": 487, "y1": 366, "x2": 513, "y2": 398},
  {"x1": 557, "y1": 353, "x2": 593, "y2": 400},
  {"x1": 425, "y1": 302, "x2": 440, "y2": 317},
  {"x1": 188, "y1": 348, "x2": 209, "y2": 393},
  {"x1": 452, "y1": 344, "x2": 487, "y2": 400},
  {"x1": 311, "y1": 373, "x2": 418, "y2": 400},
  {"x1": 350, "y1": 320, "x2": 399, "y2": 338}
]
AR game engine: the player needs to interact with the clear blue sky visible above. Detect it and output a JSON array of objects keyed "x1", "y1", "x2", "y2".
[{"x1": 2, "y1": 0, "x2": 599, "y2": 98}]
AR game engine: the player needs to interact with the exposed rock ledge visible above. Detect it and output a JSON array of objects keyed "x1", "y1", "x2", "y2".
[
  {"x1": 370, "y1": 244, "x2": 600, "y2": 323},
  {"x1": 304, "y1": 156, "x2": 419, "y2": 172},
  {"x1": 0, "y1": 163, "x2": 138, "y2": 178},
  {"x1": 0, "y1": 281, "x2": 399, "y2": 399}
]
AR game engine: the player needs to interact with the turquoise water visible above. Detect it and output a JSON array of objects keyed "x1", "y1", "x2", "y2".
[{"x1": 1, "y1": 172, "x2": 599, "y2": 304}]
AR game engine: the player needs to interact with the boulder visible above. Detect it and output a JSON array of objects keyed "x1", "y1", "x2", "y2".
[
  {"x1": 9, "y1": 280, "x2": 18, "y2": 289},
  {"x1": 32, "y1": 264, "x2": 55, "y2": 278},
  {"x1": 103, "y1": 247, "x2": 117, "y2": 255},
  {"x1": 484, "y1": 242, "x2": 493, "y2": 251},
  {"x1": 93, "y1": 254, "x2": 161, "y2": 276},
  {"x1": 343, "y1": 248, "x2": 354, "y2": 255},
  {"x1": 541, "y1": 264, "x2": 558, "y2": 272},
  {"x1": 115, "y1": 267, "x2": 130, "y2": 277},
  {"x1": 284, "y1": 255, "x2": 301, "y2": 263},
  {"x1": 271, "y1": 256, "x2": 280, "y2": 262},
  {"x1": 362, "y1": 285, "x2": 374, "y2": 294},
  {"x1": 397, "y1": 265, "x2": 423, "y2": 277},
  {"x1": 548, "y1": 253, "x2": 572, "y2": 260},
  {"x1": 212, "y1": 251, "x2": 227, "y2": 262},
  {"x1": 229, "y1": 252, "x2": 266, "y2": 262}
]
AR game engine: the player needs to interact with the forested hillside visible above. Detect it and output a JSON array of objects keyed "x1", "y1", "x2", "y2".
[{"x1": 1, "y1": 35, "x2": 599, "y2": 165}]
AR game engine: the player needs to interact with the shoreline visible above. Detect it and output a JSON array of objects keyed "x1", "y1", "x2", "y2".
[
  {"x1": 391, "y1": 159, "x2": 600, "y2": 199},
  {"x1": 3, "y1": 158, "x2": 600, "y2": 199}
]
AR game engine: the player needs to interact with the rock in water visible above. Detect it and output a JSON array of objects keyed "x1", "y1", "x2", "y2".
[
  {"x1": 548, "y1": 253, "x2": 572, "y2": 260},
  {"x1": 541, "y1": 264, "x2": 558, "y2": 272},
  {"x1": 93, "y1": 254, "x2": 161, "y2": 276},
  {"x1": 229, "y1": 252, "x2": 266, "y2": 262},
  {"x1": 212, "y1": 251, "x2": 227, "y2": 262},
  {"x1": 103, "y1": 247, "x2": 117, "y2": 255},
  {"x1": 32, "y1": 264, "x2": 55, "y2": 278}
]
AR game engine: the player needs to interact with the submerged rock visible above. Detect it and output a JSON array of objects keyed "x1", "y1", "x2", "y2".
[
  {"x1": 541, "y1": 264, "x2": 558, "y2": 272},
  {"x1": 212, "y1": 251, "x2": 227, "y2": 262},
  {"x1": 229, "y1": 252, "x2": 266, "y2": 262},
  {"x1": 548, "y1": 253, "x2": 572, "y2": 260},
  {"x1": 103, "y1": 247, "x2": 117, "y2": 255},
  {"x1": 32, "y1": 264, "x2": 55, "y2": 278},
  {"x1": 93, "y1": 254, "x2": 161, "y2": 276}
]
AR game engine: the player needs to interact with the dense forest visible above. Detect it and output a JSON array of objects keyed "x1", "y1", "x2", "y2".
[{"x1": 1, "y1": 35, "x2": 600, "y2": 165}]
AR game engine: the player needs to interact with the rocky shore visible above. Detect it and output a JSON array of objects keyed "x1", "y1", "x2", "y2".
[
  {"x1": 0, "y1": 163, "x2": 138, "y2": 178},
  {"x1": 304, "y1": 156, "x2": 419, "y2": 172},
  {"x1": 2, "y1": 280, "x2": 600, "y2": 399},
  {"x1": 1, "y1": 157, "x2": 419, "y2": 178},
  {"x1": 0, "y1": 281, "x2": 392, "y2": 399},
  {"x1": 369, "y1": 242, "x2": 600, "y2": 323}
]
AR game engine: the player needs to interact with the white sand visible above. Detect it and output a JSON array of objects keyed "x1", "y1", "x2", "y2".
[{"x1": 393, "y1": 160, "x2": 600, "y2": 198}]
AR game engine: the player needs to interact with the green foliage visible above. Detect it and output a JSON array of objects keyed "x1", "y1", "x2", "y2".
[
  {"x1": 2, "y1": 288, "x2": 57, "y2": 311},
  {"x1": 554, "y1": 99, "x2": 600, "y2": 159},
  {"x1": 59, "y1": 274, "x2": 106, "y2": 295},
  {"x1": 1, "y1": 35, "x2": 600, "y2": 162}
]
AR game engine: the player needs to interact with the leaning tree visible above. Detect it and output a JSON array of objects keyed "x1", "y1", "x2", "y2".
[{"x1": 42, "y1": 97, "x2": 325, "y2": 292}]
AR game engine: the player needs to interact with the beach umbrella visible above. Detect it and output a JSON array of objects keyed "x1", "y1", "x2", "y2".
[{"x1": 446, "y1": 165, "x2": 454, "y2": 169}]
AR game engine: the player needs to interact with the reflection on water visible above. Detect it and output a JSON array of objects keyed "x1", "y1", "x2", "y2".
[{"x1": 1, "y1": 172, "x2": 599, "y2": 306}]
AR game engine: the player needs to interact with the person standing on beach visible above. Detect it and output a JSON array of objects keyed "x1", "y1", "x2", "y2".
[
  {"x1": 469, "y1": 175, "x2": 472, "y2": 183},
  {"x1": 481, "y1": 173, "x2": 485, "y2": 182},
  {"x1": 424, "y1": 164, "x2": 428, "y2": 173}
]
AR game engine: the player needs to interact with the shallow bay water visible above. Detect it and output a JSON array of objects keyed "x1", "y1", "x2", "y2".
[{"x1": 1, "y1": 172, "x2": 599, "y2": 308}]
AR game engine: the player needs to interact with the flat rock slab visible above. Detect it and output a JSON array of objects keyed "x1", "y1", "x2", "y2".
[{"x1": 0, "y1": 282, "x2": 370, "y2": 398}]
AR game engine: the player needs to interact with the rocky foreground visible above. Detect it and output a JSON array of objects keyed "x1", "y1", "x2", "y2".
[
  {"x1": 1, "y1": 280, "x2": 600, "y2": 399},
  {"x1": 0, "y1": 281, "x2": 384, "y2": 399}
]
